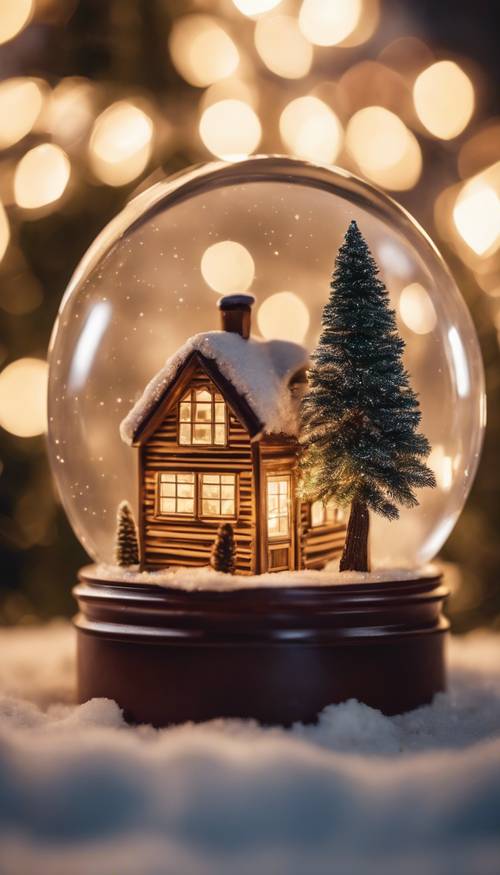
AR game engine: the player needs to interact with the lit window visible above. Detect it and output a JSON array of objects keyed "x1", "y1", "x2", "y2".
[
  {"x1": 267, "y1": 476, "x2": 290, "y2": 539},
  {"x1": 158, "y1": 472, "x2": 195, "y2": 515},
  {"x1": 179, "y1": 387, "x2": 226, "y2": 445},
  {"x1": 200, "y1": 473, "x2": 236, "y2": 517},
  {"x1": 311, "y1": 499, "x2": 343, "y2": 527}
]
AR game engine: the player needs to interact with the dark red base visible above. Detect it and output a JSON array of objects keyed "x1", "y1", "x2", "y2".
[{"x1": 73, "y1": 567, "x2": 449, "y2": 726}]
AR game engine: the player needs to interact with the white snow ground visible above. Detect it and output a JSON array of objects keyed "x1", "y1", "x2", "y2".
[
  {"x1": 0, "y1": 622, "x2": 499, "y2": 875},
  {"x1": 90, "y1": 562, "x2": 440, "y2": 590}
]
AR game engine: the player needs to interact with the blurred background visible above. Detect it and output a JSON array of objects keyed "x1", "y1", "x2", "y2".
[{"x1": 0, "y1": 0, "x2": 498, "y2": 630}]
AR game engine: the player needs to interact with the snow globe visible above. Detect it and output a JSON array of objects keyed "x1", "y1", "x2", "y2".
[{"x1": 49, "y1": 156, "x2": 485, "y2": 725}]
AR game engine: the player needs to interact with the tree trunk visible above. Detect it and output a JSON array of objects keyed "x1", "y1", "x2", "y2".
[{"x1": 339, "y1": 499, "x2": 370, "y2": 572}]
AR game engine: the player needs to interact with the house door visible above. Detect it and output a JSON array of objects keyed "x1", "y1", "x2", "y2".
[{"x1": 266, "y1": 474, "x2": 293, "y2": 572}]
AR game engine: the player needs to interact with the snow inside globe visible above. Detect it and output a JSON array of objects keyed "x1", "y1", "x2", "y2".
[{"x1": 47, "y1": 155, "x2": 485, "y2": 574}]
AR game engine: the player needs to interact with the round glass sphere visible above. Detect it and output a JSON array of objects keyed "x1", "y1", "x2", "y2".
[{"x1": 48, "y1": 156, "x2": 485, "y2": 568}]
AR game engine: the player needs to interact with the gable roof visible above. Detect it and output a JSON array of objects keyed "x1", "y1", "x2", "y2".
[{"x1": 120, "y1": 330, "x2": 309, "y2": 446}]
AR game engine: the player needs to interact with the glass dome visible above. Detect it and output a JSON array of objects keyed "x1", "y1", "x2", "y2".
[{"x1": 48, "y1": 156, "x2": 485, "y2": 568}]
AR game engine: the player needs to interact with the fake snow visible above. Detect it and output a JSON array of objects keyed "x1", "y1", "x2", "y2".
[
  {"x1": 120, "y1": 330, "x2": 308, "y2": 443},
  {"x1": 0, "y1": 623, "x2": 499, "y2": 874},
  {"x1": 89, "y1": 561, "x2": 441, "y2": 591}
]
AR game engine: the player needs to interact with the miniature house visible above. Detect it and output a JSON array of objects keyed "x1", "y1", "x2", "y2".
[{"x1": 120, "y1": 294, "x2": 346, "y2": 574}]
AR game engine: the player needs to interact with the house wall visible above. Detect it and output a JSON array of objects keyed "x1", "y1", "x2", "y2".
[
  {"x1": 258, "y1": 436, "x2": 347, "y2": 570},
  {"x1": 258, "y1": 437, "x2": 300, "y2": 572},
  {"x1": 300, "y1": 503, "x2": 346, "y2": 569},
  {"x1": 140, "y1": 365, "x2": 256, "y2": 573}
]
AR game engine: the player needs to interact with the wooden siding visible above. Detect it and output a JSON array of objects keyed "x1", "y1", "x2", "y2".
[
  {"x1": 259, "y1": 436, "x2": 300, "y2": 571},
  {"x1": 299, "y1": 502, "x2": 346, "y2": 569},
  {"x1": 259, "y1": 435, "x2": 346, "y2": 570},
  {"x1": 140, "y1": 365, "x2": 256, "y2": 574}
]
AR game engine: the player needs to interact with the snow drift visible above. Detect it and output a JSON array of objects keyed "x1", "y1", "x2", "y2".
[{"x1": 0, "y1": 623, "x2": 499, "y2": 875}]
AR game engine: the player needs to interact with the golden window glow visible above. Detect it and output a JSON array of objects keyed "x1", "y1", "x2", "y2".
[
  {"x1": 157, "y1": 472, "x2": 236, "y2": 518},
  {"x1": 158, "y1": 472, "x2": 195, "y2": 515},
  {"x1": 267, "y1": 476, "x2": 290, "y2": 539},
  {"x1": 311, "y1": 499, "x2": 343, "y2": 527},
  {"x1": 179, "y1": 387, "x2": 226, "y2": 445},
  {"x1": 200, "y1": 473, "x2": 236, "y2": 517}
]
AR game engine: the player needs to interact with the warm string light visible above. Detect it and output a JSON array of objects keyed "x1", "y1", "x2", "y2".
[
  {"x1": 0, "y1": 201, "x2": 10, "y2": 262},
  {"x1": 345, "y1": 106, "x2": 421, "y2": 190},
  {"x1": 453, "y1": 180, "x2": 500, "y2": 256},
  {"x1": 257, "y1": 292, "x2": 310, "y2": 343},
  {"x1": 280, "y1": 96, "x2": 343, "y2": 164},
  {"x1": 298, "y1": 0, "x2": 362, "y2": 47},
  {"x1": 232, "y1": 0, "x2": 282, "y2": 16},
  {"x1": 200, "y1": 78, "x2": 258, "y2": 112},
  {"x1": 0, "y1": 358, "x2": 48, "y2": 438},
  {"x1": 46, "y1": 78, "x2": 95, "y2": 146},
  {"x1": 398, "y1": 283, "x2": 437, "y2": 335},
  {"x1": 0, "y1": 0, "x2": 33, "y2": 46},
  {"x1": 199, "y1": 99, "x2": 261, "y2": 160},
  {"x1": 169, "y1": 15, "x2": 240, "y2": 88},
  {"x1": 0, "y1": 0, "x2": 496, "y2": 366},
  {"x1": 413, "y1": 61, "x2": 474, "y2": 140},
  {"x1": 0, "y1": 78, "x2": 45, "y2": 149},
  {"x1": 254, "y1": 14, "x2": 313, "y2": 79},
  {"x1": 428, "y1": 446, "x2": 453, "y2": 492},
  {"x1": 89, "y1": 101, "x2": 154, "y2": 186},
  {"x1": 14, "y1": 144, "x2": 71, "y2": 210},
  {"x1": 201, "y1": 241, "x2": 255, "y2": 293}
]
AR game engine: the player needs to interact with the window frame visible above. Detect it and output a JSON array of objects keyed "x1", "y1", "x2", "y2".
[
  {"x1": 178, "y1": 385, "x2": 227, "y2": 447},
  {"x1": 198, "y1": 472, "x2": 237, "y2": 520},
  {"x1": 266, "y1": 475, "x2": 291, "y2": 541},
  {"x1": 154, "y1": 471, "x2": 238, "y2": 522},
  {"x1": 155, "y1": 471, "x2": 196, "y2": 518}
]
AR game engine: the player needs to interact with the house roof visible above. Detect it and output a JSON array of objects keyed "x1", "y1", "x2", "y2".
[{"x1": 120, "y1": 330, "x2": 309, "y2": 446}]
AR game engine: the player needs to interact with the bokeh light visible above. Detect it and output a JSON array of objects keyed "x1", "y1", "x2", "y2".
[
  {"x1": 199, "y1": 99, "x2": 261, "y2": 160},
  {"x1": 298, "y1": 0, "x2": 361, "y2": 47},
  {"x1": 89, "y1": 101, "x2": 154, "y2": 186},
  {"x1": 399, "y1": 283, "x2": 437, "y2": 334},
  {"x1": 232, "y1": 0, "x2": 282, "y2": 16},
  {"x1": 0, "y1": 201, "x2": 10, "y2": 262},
  {"x1": 346, "y1": 106, "x2": 422, "y2": 190},
  {"x1": 201, "y1": 241, "x2": 255, "y2": 293},
  {"x1": 0, "y1": 358, "x2": 48, "y2": 438},
  {"x1": 169, "y1": 15, "x2": 239, "y2": 88},
  {"x1": 46, "y1": 77, "x2": 94, "y2": 145},
  {"x1": 413, "y1": 61, "x2": 474, "y2": 139},
  {"x1": 458, "y1": 124, "x2": 500, "y2": 179},
  {"x1": 0, "y1": 0, "x2": 33, "y2": 45},
  {"x1": 428, "y1": 445, "x2": 454, "y2": 492},
  {"x1": 14, "y1": 144, "x2": 71, "y2": 210},
  {"x1": 200, "y1": 78, "x2": 258, "y2": 112},
  {"x1": 257, "y1": 291, "x2": 310, "y2": 343},
  {"x1": 340, "y1": 0, "x2": 380, "y2": 47},
  {"x1": 280, "y1": 96, "x2": 343, "y2": 164},
  {"x1": 453, "y1": 180, "x2": 500, "y2": 256},
  {"x1": 254, "y1": 14, "x2": 313, "y2": 79},
  {"x1": 0, "y1": 78, "x2": 45, "y2": 149}
]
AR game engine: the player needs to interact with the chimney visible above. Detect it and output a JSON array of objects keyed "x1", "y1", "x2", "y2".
[{"x1": 217, "y1": 293, "x2": 255, "y2": 339}]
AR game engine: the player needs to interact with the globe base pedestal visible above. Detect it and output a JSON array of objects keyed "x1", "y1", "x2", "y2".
[{"x1": 73, "y1": 568, "x2": 449, "y2": 726}]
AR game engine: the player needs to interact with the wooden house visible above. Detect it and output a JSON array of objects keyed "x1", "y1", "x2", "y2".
[{"x1": 120, "y1": 294, "x2": 346, "y2": 574}]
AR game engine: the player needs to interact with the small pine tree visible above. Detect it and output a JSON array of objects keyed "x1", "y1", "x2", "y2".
[
  {"x1": 210, "y1": 522, "x2": 236, "y2": 574},
  {"x1": 115, "y1": 500, "x2": 140, "y2": 567},
  {"x1": 299, "y1": 220, "x2": 436, "y2": 572}
]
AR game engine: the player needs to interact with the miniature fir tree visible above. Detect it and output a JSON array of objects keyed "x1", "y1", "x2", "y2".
[
  {"x1": 210, "y1": 522, "x2": 236, "y2": 574},
  {"x1": 299, "y1": 220, "x2": 436, "y2": 572},
  {"x1": 115, "y1": 500, "x2": 139, "y2": 567}
]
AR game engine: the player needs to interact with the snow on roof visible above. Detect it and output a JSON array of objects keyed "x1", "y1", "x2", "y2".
[{"x1": 120, "y1": 330, "x2": 309, "y2": 445}]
